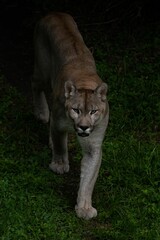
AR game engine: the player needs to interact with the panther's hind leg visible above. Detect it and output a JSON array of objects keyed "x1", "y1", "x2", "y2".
[{"x1": 32, "y1": 75, "x2": 50, "y2": 123}]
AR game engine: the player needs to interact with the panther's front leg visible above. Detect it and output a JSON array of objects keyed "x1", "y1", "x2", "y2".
[
  {"x1": 49, "y1": 130, "x2": 69, "y2": 174},
  {"x1": 75, "y1": 135, "x2": 103, "y2": 220},
  {"x1": 49, "y1": 116, "x2": 69, "y2": 174}
]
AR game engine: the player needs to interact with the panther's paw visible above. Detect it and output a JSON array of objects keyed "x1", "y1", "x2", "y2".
[
  {"x1": 49, "y1": 162, "x2": 69, "y2": 174},
  {"x1": 75, "y1": 205, "x2": 97, "y2": 220}
]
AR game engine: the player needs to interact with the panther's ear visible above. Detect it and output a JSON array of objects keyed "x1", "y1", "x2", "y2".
[
  {"x1": 65, "y1": 81, "x2": 76, "y2": 98},
  {"x1": 95, "y1": 83, "x2": 108, "y2": 101}
]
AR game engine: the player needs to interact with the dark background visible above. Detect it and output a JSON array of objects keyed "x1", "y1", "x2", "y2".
[{"x1": 0, "y1": 0, "x2": 159, "y2": 98}]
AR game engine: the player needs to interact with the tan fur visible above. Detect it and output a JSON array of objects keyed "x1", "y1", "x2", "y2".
[{"x1": 32, "y1": 12, "x2": 109, "y2": 220}]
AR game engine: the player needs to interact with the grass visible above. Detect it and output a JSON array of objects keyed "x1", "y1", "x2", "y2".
[{"x1": 0, "y1": 24, "x2": 160, "y2": 239}]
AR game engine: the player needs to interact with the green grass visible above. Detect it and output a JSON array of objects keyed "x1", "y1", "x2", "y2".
[{"x1": 0, "y1": 25, "x2": 160, "y2": 239}]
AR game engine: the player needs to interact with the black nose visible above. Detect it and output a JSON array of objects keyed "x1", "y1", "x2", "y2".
[{"x1": 79, "y1": 126, "x2": 88, "y2": 131}]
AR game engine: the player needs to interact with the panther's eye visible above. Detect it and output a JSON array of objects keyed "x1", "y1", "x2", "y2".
[
  {"x1": 90, "y1": 110, "x2": 98, "y2": 115},
  {"x1": 72, "y1": 108, "x2": 80, "y2": 114}
]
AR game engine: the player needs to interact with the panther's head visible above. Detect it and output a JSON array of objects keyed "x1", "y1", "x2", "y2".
[{"x1": 65, "y1": 81, "x2": 108, "y2": 137}]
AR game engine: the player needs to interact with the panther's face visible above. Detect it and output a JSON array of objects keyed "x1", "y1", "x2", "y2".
[{"x1": 65, "y1": 81, "x2": 108, "y2": 137}]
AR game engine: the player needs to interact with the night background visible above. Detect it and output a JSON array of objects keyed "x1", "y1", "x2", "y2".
[
  {"x1": 0, "y1": 1, "x2": 160, "y2": 239},
  {"x1": 0, "y1": 0, "x2": 159, "y2": 93}
]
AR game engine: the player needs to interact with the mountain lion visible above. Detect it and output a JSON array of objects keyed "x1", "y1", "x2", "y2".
[{"x1": 32, "y1": 12, "x2": 109, "y2": 220}]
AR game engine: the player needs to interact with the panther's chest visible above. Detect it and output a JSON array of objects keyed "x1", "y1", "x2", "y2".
[
  {"x1": 52, "y1": 108, "x2": 74, "y2": 132},
  {"x1": 58, "y1": 117, "x2": 74, "y2": 132}
]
